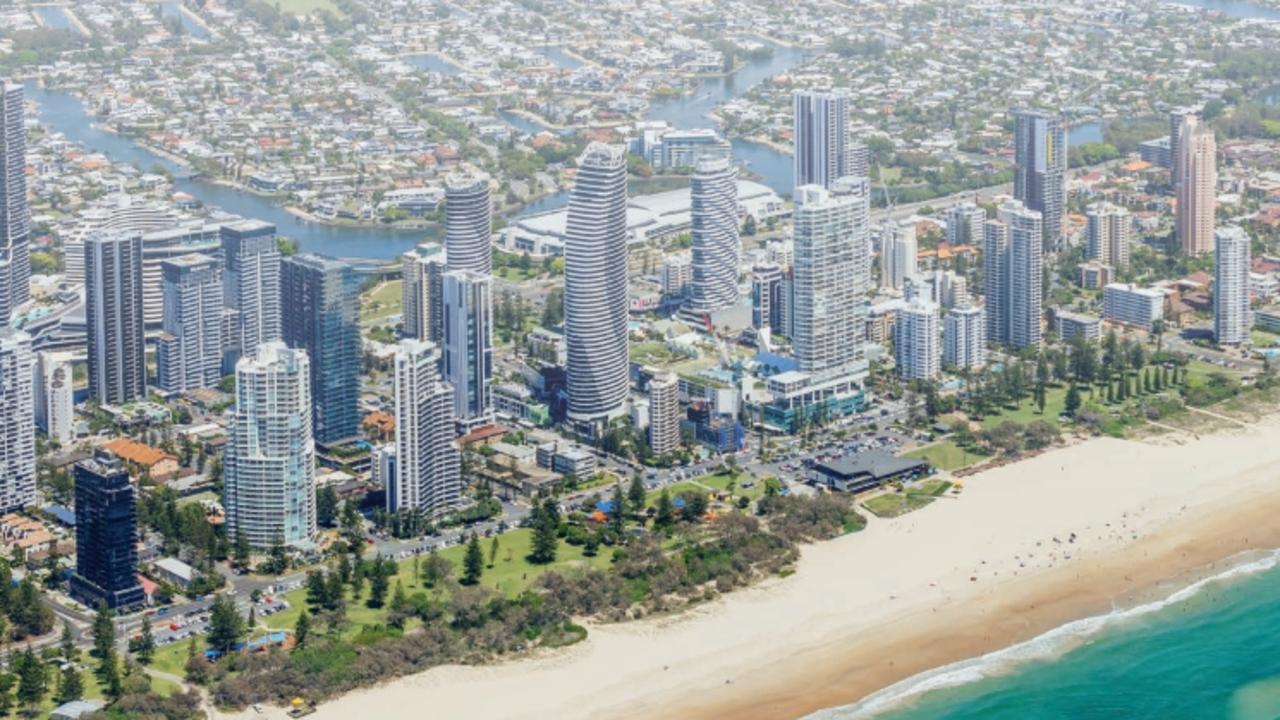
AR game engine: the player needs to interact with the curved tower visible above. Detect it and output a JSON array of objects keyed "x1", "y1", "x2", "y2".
[
  {"x1": 564, "y1": 143, "x2": 630, "y2": 424},
  {"x1": 686, "y1": 157, "x2": 740, "y2": 314},
  {"x1": 444, "y1": 171, "x2": 493, "y2": 274}
]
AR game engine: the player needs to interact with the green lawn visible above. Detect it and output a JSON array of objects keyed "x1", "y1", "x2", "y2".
[
  {"x1": 979, "y1": 384, "x2": 1070, "y2": 429},
  {"x1": 1251, "y1": 329, "x2": 1280, "y2": 348},
  {"x1": 359, "y1": 280, "x2": 402, "y2": 326},
  {"x1": 904, "y1": 440, "x2": 986, "y2": 471},
  {"x1": 1184, "y1": 359, "x2": 1246, "y2": 388},
  {"x1": 862, "y1": 479, "x2": 953, "y2": 518}
]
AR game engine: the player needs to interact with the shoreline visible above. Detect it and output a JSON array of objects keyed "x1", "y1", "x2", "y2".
[{"x1": 226, "y1": 417, "x2": 1280, "y2": 720}]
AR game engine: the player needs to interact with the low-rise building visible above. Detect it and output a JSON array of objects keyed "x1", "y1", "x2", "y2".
[
  {"x1": 1103, "y1": 283, "x2": 1164, "y2": 330},
  {"x1": 1054, "y1": 309, "x2": 1103, "y2": 343},
  {"x1": 807, "y1": 452, "x2": 930, "y2": 493}
]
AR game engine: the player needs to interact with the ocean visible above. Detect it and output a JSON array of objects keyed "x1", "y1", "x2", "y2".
[{"x1": 806, "y1": 549, "x2": 1280, "y2": 720}]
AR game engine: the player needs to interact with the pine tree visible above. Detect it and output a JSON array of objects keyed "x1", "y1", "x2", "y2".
[
  {"x1": 528, "y1": 506, "x2": 559, "y2": 565},
  {"x1": 208, "y1": 595, "x2": 246, "y2": 652},
  {"x1": 462, "y1": 534, "x2": 484, "y2": 585},
  {"x1": 609, "y1": 484, "x2": 626, "y2": 534},
  {"x1": 233, "y1": 530, "x2": 251, "y2": 567},
  {"x1": 15, "y1": 648, "x2": 45, "y2": 710},
  {"x1": 1064, "y1": 384, "x2": 1081, "y2": 417},
  {"x1": 294, "y1": 609, "x2": 310, "y2": 649},
  {"x1": 627, "y1": 475, "x2": 646, "y2": 518},
  {"x1": 655, "y1": 489, "x2": 675, "y2": 528},
  {"x1": 91, "y1": 603, "x2": 115, "y2": 660},
  {"x1": 136, "y1": 615, "x2": 156, "y2": 664},
  {"x1": 488, "y1": 536, "x2": 500, "y2": 568},
  {"x1": 55, "y1": 664, "x2": 83, "y2": 704},
  {"x1": 59, "y1": 621, "x2": 75, "y2": 662},
  {"x1": 367, "y1": 559, "x2": 389, "y2": 608}
]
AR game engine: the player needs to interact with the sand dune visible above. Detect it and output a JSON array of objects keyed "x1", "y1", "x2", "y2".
[{"x1": 228, "y1": 417, "x2": 1280, "y2": 720}]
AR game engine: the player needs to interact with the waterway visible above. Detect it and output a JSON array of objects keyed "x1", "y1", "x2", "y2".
[
  {"x1": 32, "y1": 5, "x2": 75, "y2": 33},
  {"x1": 405, "y1": 53, "x2": 464, "y2": 77},
  {"x1": 537, "y1": 46, "x2": 583, "y2": 70},
  {"x1": 1167, "y1": 0, "x2": 1280, "y2": 20},
  {"x1": 159, "y1": 2, "x2": 210, "y2": 40},
  {"x1": 26, "y1": 83, "x2": 427, "y2": 260},
  {"x1": 643, "y1": 41, "x2": 809, "y2": 195},
  {"x1": 1067, "y1": 121, "x2": 1105, "y2": 146}
]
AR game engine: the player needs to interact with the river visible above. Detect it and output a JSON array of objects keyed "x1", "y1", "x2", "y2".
[
  {"x1": 1167, "y1": 0, "x2": 1280, "y2": 20},
  {"x1": 26, "y1": 83, "x2": 428, "y2": 260},
  {"x1": 643, "y1": 41, "x2": 808, "y2": 195}
]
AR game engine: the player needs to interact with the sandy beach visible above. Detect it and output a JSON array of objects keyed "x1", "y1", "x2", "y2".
[{"x1": 226, "y1": 416, "x2": 1280, "y2": 720}]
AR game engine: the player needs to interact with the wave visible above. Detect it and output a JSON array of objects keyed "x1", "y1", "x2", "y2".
[{"x1": 802, "y1": 548, "x2": 1280, "y2": 720}]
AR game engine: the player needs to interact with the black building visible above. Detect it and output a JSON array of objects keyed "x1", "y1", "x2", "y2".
[
  {"x1": 281, "y1": 253, "x2": 360, "y2": 446},
  {"x1": 69, "y1": 451, "x2": 144, "y2": 610}
]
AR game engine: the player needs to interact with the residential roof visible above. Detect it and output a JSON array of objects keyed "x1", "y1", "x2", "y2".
[{"x1": 102, "y1": 438, "x2": 175, "y2": 468}]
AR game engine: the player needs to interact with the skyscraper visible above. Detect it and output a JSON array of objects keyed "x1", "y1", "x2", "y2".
[
  {"x1": 792, "y1": 177, "x2": 871, "y2": 377},
  {"x1": 793, "y1": 91, "x2": 850, "y2": 190},
  {"x1": 389, "y1": 339, "x2": 460, "y2": 517},
  {"x1": 1, "y1": 82, "x2": 30, "y2": 321},
  {"x1": 564, "y1": 143, "x2": 630, "y2": 426},
  {"x1": 224, "y1": 342, "x2": 316, "y2": 548},
  {"x1": 85, "y1": 231, "x2": 147, "y2": 405},
  {"x1": 880, "y1": 219, "x2": 918, "y2": 291},
  {"x1": 1176, "y1": 115, "x2": 1216, "y2": 256},
  {"x1": 282, "y1": 254, "x2": 360, "y2": 445},
  {"x1": 442, "y1": 269, "x2": 493, "y2": 433},
  {"x1": 34, "y1": 350, "x2": 73, "y2": 447},
  {"x1": 943, "y1": 304, "x2": 986, "y2": 370},
  {"x1": 946, "y1": 204, "x2": 987, "y2": 246},
  {"x1": 1086, "y1": 202, "x2": 1131, "y2": 271},
  {"x1": 69, "y1": 451, "x2": 145, "y2": 610},
  {"x1": 157, "y1": 254, "x2": 222, "y2": 393},
  {"x1": 1169, "y1": 109, "x2": 1196, "y2": 186},
  {"x1": 220, "y1": 219, "x2": 281, "y2": 371},
  {"x1": 751, "y1": 261, "x2": 783, "y2": 336},
  {"x1": 647, "y1": 372, "x2": 680, "y2": 456},
  {"x1": 1012, "y1": 109, "x2": 1067, "y2": 249},
  {"x1": 983, "y1": 200, "x2": 1043, "y2": 349},
  {"x1": 0, "y1": 328, "x2": 33, "y2": 512},
  {"x1": 401, "y1": 242, "x2": 447, "y2": 343},
  {"x1": 894, "y1": 298, "x2": 941, "y2": 381},
  {"x1": 686, "y1": 157, "x2": 740, "y2": 315},
  {"x1": 444, "y1": 170, "x2": 492, "y2": 275},
  {"x1": 1214, "y1": 226, "x2": 1250, "y2": 346}
]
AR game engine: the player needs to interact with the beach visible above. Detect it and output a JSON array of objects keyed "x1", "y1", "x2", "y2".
[{"x1": 227, "y1": 416, "x2": 1280, "y2": 720}]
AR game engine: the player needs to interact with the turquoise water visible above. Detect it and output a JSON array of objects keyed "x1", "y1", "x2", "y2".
[{"x1": 809, "y1": 551, "x2": 1280, "y2": 720}]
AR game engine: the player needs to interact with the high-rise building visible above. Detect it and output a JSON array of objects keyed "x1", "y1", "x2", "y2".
[
  {"x1": 157, "y1": 254, "x2": 222, "y2": 393},
  {"x1": 1170, "y1": 109, "x2": 1196, "y2": 186},
  {"x1": 1086, "y1": 202, "x2": 1131, "y2": 271},
  {"x1": 401, "y1": 242, "x2": 448, "y2": 343},
  {"x1": 792, "y1": 178, "x2": 871, "y2": 377},
  {"x1": 224, "y1": 342, "x2": 316, "y2": 548},
  {"x1": 793, "y1": 91, "x2": 850, "y2": 190},
  {"x1": 943, "y1": 304, "x2": 986, "y2": 370},
  {"x1": 69, "y1": 451, "x2": 145, "y2": 609},
  {"x1": 1176, "y1": 115, "x2": 1216, "y2": 256},
  {"x1": 444, "y1": 171, "x2": 492, "y2": 275},
  {"x1": 1214, "y1": 226, "x2": 1251, "y2": 345},
  {"x1": 1, "y1": 82, "x2": 30, "y2": 321},
  {"x1": 389, "y1": 339, "x2": 460, "y2": 517},
  {"x1": 220, "y1": 219, "x2": 281, "y2": 371},
  {"x1": 686, "y1": 157, "x2": 740, "y2": 315},
  {"x1": 946, "y1": 204, "x2": 987, "y2": 246},
  {"x1": 648, "y1": 372, "x2": 680, "y2": 456},
  {"x1": 564, "y1": 143, "x2": 630, "y2": 426},
  {"x1": 0, "y1": 328, "x2": 33, "y2": 512},
  {"x1": 85, "y1": 231, "x2": 147, "y2": 405},
  {"x1": 880, "y1": 219, "x2": 918, "y2": 291},
  {"x1": 442, "y1": 270, "x2": 493, "y2": 433},
  {"x1": 34, "y1": 350, "x2": 74, "y2": 447},
  {"x1": 282, "y1": 254, "x2": 360, "y2": 445},
  {"x1": 983, "y1": 200, "x2": 1043, "y2": 349},
  {"x1": 751, "y1": 262, "x2": 784, "y2": 335},
  {"x1": 847, "y1": 140, "x2": 871, "y2": 180},
  {"x1": 894, "y1": 298, "x2": 940, "y2": 380},
  {"x1": 1012, "y1": 109, "x2": 1067, "y2": 249}
]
